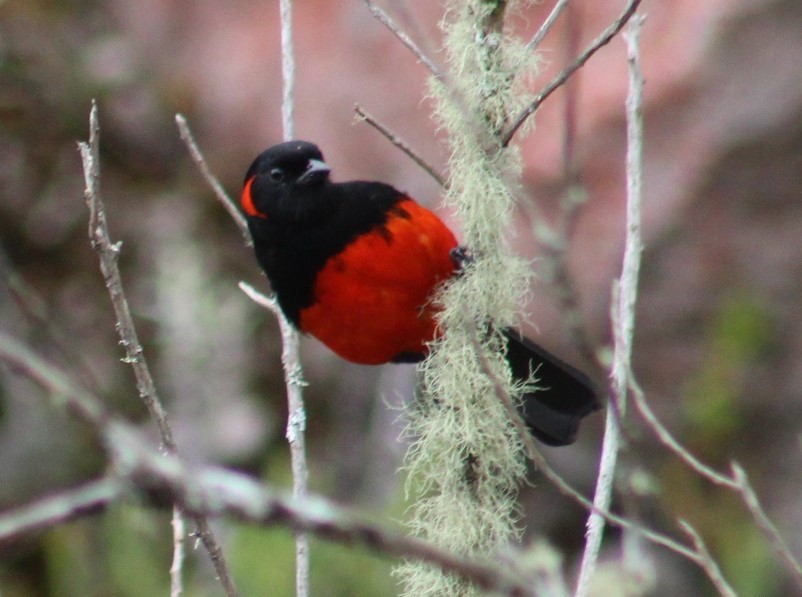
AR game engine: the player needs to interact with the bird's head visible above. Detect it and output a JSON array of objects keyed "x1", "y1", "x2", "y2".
[{"x1": 241, "y1": 141, "x2": 332, "y2": 220}]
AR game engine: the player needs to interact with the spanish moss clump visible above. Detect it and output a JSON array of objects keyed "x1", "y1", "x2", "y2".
[{"x1": 396, "y1": 1, "x2": 541, "y2": 595}]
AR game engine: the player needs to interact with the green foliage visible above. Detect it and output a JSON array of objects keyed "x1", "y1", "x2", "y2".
[
  {"x1": 230, "y1": 526, "x2": 396, "y2": 597},
  {"x1": 666, "y1": 293, "x2": 779, "y2": 595},
  {"x1": 683, "y1": 294, "x2": 773, "y2": 445}
]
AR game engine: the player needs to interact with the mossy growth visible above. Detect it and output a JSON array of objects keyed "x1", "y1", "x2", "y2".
[{"x1": 396, "y1": 1, "x2": 542, "y2": 595}]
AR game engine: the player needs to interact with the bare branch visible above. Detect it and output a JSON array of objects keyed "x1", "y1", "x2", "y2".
[
  {"x1": 155, "y1": 465, "x2": 534, "y2": 597},
  {"x1": 731, "y1": 464, "x2": 802, "y2": 589},
  {"x1": 678, "y1": 521, "x2": 737, "y2": 597},
  {"x1": 631, "y1": 379, "x2": 802, "y2": 589},
  {"x1": 354, "y1": 104, "x2": 447, "y2": 187},
  {"x1": 280, "y1": 0, "x2": 296, "y2": 140},
  {"x1": 501, "y1": 0, "x2": 643, "y2": 146},
  {"x1": 277, "y1": 2, "x2": 308, "y2": 592},
  {"x1": 170, "y1": 506, "x2": 186, "y2": 597},
  {"x1": 575, "y1": 15, "x2": 645, "y2": 595},
  {"x1": 79, "y1": 102, "x2": 237, "y2": 597},
  {"x1": 239, "y1": 280, "x2": 310, "y2": 596},
  {"x1": 79, "y1": 100, "x2": 176, "y2": 452},
  {"x1": 526, "y1": 0, "x2": 570, "y2": 52},
  {"x1": 0, "y1": 477, "x2": 125, "y2": 546},
  {"x1": 361, "y1": 0, "x2": 444, "y2": 80},
  {"x1": 0, "y1": 331, "x2": 532, "y2": 597},
  {"x1": 175, "y1": 113, "x2": 251, "y2": 244},
  {"x1": 630, "y1": 379, "x2": 737, "y2": 489}
]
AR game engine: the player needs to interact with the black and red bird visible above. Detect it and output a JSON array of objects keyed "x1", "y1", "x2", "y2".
[{"x1": 241, "y1": 141, "x2": 599, "y2": 446}]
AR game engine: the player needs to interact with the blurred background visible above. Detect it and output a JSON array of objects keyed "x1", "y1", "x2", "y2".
[{"x1": 1, "y1": 0, "x2": 801, "y2": 594}]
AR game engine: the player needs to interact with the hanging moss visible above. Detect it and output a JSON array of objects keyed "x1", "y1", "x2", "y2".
[{"x1": 395, "y1": 1, "x2": 541, "y2": 595}]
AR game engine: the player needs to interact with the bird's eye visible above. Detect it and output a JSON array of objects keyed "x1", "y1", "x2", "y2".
[{"x1": 269, "y1": 168, "x2": 284, "y2": 182}]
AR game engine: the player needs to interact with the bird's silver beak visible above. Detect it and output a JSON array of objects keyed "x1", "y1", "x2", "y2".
[{"x1": 297, "y1": 159, "x2": 331, "y2": 185}]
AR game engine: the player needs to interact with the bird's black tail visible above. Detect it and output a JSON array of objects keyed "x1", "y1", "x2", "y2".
[{"x1": 504, "y1": 329, "x2": 601, "y2": 446}]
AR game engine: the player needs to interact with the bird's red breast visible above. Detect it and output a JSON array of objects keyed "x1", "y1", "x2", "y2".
[{"x1": 298, "y1": 198, "x2": 457, "y2": 364}]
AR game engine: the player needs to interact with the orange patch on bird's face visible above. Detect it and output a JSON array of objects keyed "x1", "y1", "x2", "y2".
[{"x1": 241, "y1": 177, "x2": 267, "y2": 218}]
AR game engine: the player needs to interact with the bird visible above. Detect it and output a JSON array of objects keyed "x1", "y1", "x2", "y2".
[{"x1": 240, "y1": 140, "x2": 600, "y2": 446}]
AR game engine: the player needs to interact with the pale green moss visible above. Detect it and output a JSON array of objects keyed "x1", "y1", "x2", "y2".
[{"x1": 396, "y1": 1, "x2": 542, "y2": 595}]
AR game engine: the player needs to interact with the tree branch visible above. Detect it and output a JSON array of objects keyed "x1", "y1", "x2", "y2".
[
  {"x1": 525, "y1": 0, "x2": 570, "y2": 52},
  {"x1": 361, "y1": 0, "x2": 444, "y2": 80},
  {"x1": 276, "y1": 3, "x2": 310, "y2": 590},
  {"x1": 79, "y1": 101, "x2": 237, "y2": 597},
  {"x1": 0, "y1": 477, "x2": 125, "y2": 546},
  {"x1": 280, "y1": 0, "x2": 296, "y2": 140},
  {"x1": 175, "y1": 114, "x2": 251, "y2": 244},
  {"x1": 500, "y1": 0, "x2": 643, "y2": 146},
  {"x1": 354, "y1": 104, "x2": 446, "y2": 187},
  {"x1": 0, "y1": 331, "x2": 533, "y2": 597},
  {"x1": 631, "y1": 377, "x2": 802, "y2": 589},
  {"x1": 575, "y1": 15, "x2": 645, "y2": 596},
  {"x1": 78, "y1": 100, "x2": 177, "y2": 453}
]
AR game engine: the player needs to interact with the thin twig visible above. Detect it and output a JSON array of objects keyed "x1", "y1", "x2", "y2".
[
  {"x1": 354, "y1": 104, "x2": 447, "y2": 187},
  {"x1": 630, "y1": 378, "x2": 737, "y2": 489},
  {"x1": 632, "y1": 368, "x2": 802, "y2": 586},
  {"x1": 0, "y1": 477, "x2": 126, "y2": 545},
  {"x1": 500, "y1": 0, "x2": 643, "y2": 147},
  {"x1": 280, "y1": 0, "x2": 296, "y2": 140},
  {"x1": 175, "y1": 114, "x2": 251, "y2": 244},
  {"x1": 79, "y1": 101, "x2": 237, "y2": 597},
  {"x1": 526, "y1": 0, "x2": 571, "y2": 52},
  {"x1": 79, "y1": 101, "x2": 177, "y2": 453},
  {"x1": 0, "y1": 331, "x2": 531, "y2": 597},
  {"x1": 238, "y1": 282, "x2": 310, "y2": 596},
  {"x1": 678, "y1": 521, "x2": 737, "y2": 597},
  {"x1": 631, "y1": 378, "x2": 802, "y2": 589},
  {"x1": 361, "y1": 0, "x2": 444, "y2": 80},
  {"x1": 575, "y1": 15, "x2": 645, "y2": 596},
  {"x1": 731, "y1": 464, "x2": 802, "y2": 589},
  {"x1": 277, "y1": 1, "x2": 309, "y2": 592},
  {"x1": 170, "y1": 506, "x2": 186, "y2": 597}
]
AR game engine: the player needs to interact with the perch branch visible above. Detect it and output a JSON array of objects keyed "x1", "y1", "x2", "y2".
[{"x1": 277, "y1": 2, "x2": 310, "y2": 590}]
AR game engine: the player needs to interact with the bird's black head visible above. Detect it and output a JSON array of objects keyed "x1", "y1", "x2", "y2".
[{"x1": 241, "y1": 141, "x2": 332, "y2": 220}]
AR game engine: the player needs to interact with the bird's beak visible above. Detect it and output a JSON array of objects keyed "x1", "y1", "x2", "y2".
[{"x1": 297, "y1": 159, "x2": 331, "y2": 186}]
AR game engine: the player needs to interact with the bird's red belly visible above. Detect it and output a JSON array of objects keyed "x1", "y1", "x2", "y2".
[{"x1": 298, "y1": 199, "x2": 457, "y2": 365}]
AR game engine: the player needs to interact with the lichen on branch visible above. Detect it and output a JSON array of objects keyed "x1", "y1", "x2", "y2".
[{"x1": 396, "y1": 2, "x2": 541, "y2": 595}]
